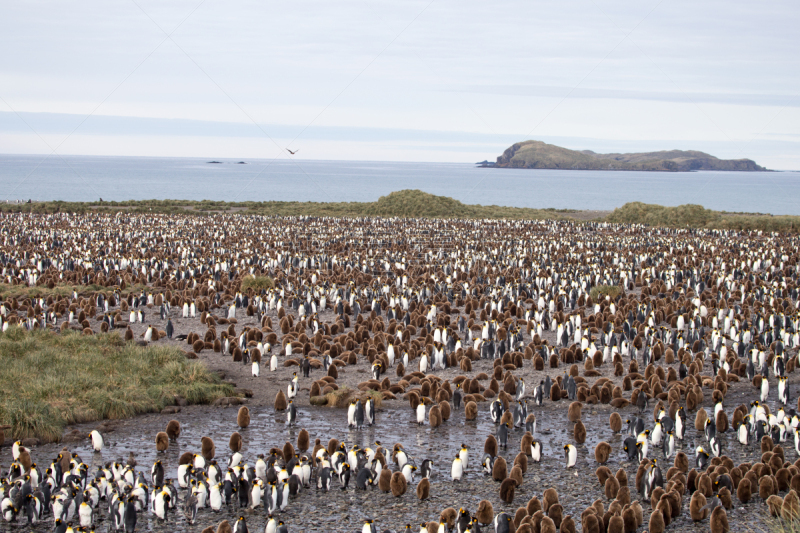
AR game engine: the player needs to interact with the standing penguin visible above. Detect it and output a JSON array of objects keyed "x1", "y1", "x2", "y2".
[
  {"x1": 233, "y1": 516, "x2": 248, "y2": 533},
  {"x1": 124, "y1": 496, "x2": 137, "y2": 533},
  {"x1": 451, "y1": 455, "x2": 463, "y2": 482},
  {"x1": 420, "y1": 459, "x2": 433, "y2": 479},
  {"x1": 452, "y1": 383, "x2": 462, "y2": 410},
  {"x1": 564, "y1": 444, "x2": 577, "y2": 468},
  {"x1": 355, "y1": 400, "x2": 365, "y2": 430},
  {"x1": 364, "y1": 398, "x2": 374, "y2": 426},
  {"x1": 497, "y1": 422, "x2": 510, "y2": 449},
  {"x1": 89, "y1": 430, "x2": 104, "y2": 452},
  {"x1": 417, "y1": 398, "x2": 428, "y2": 425},
  {"x1": 286, "y1": 400, "x2": 297, "y2": 426}
]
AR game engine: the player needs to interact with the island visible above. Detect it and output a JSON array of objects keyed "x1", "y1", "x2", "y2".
[{"x1": 479, "y1": 140, "x2": 767, "y2": 171}]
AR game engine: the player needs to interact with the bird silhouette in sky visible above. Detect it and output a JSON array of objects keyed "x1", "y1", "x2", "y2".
[{"x1": 287, "y1": 149, "x2": 299, "y2": 155}]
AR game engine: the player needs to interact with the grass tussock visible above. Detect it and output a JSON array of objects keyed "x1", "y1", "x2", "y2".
[
  {"x1": 240, "y1": 275, "x2": 275, "y2": 293},
  {"x1": 0, "y1": 327, "x2": 233, "y2": 442},
  {"x1": 607, "y1": 201, "x2": 800, "y2": 233},
  {"x1": 590, "y1": 285, "x2": 623, "y2": 301}
]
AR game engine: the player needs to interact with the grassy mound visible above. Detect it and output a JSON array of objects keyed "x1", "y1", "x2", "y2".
[
  {"x1": 0, "y1": 328, "x2": 233, "y2": 442},
  {"x1": 240, "y1": 275, "x2": 275, "y2": 292}
]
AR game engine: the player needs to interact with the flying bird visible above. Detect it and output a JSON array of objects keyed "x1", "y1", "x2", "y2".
[{"x1": 287, "y1": 149, "x2": 299, "y2": 155}]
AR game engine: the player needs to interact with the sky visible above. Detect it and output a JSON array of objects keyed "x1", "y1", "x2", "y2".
[{"x1": 1, "y1": 0, "x2": 798, "y2": 168}]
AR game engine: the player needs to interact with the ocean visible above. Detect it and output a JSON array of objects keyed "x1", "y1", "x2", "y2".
[{"x1": 0, "y1": 154, "x2": 797, "y2": 215}]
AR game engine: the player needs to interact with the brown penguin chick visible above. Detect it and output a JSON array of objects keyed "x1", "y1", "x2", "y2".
[
  {"x1": 516, "y1": 524, "x2": 532, "y2": 533},
  {"x1": 201, "y1": 528, "x2": 214, "y2": 533},
  {"x1": 439, "y1": 401, "x2": 451, "y2": 420},
  {"x1": 513, "y1": 507, "x2": 527, "y2": 527},
  {"x1": 429, "y1": 405, "x2": 442, "y2": 428},
  {"x1": 631, "y1": 501, "x2": 644, "y2": 526},
  {"x1": 615, "y1": 468, "x2": 628, "y2": 487},
  {"x1": 686, "y1": 469, "x2": 699, "y2": 493},
  {"x1": 540, "y1": 516, "x2": 556, "y2": 533},
  {"x1": 766, "y1": 494, "x2": 784, "y2": 516},
  {"x1": 521, "y1": 432, "x2": 533, "y2": 455},
  {"x1": 283, "y1": 442, "x2": 295, "y2": 463},
  {"x1": 179, "y1": 451, "x2": 194, "y2": 465},
  {"x1": 573, "y1": 420, "x2": 586, "y2": 444},
  {"x1": 695, "y1": 408, "x2": 708, "y2": 431},
  {"x1": 510, "y1": 465, "x2": 524, "y2": 486},
  {"x1": 465, "y1": 401, "x2": 478, "y2": 420},
  {"x1": 609, "y1": 412, "x2": 622, "y2": 433},
  {"x1": 485, "y1": 435, "x2": 498, "y2": 457},
  {"x1": 155, "y1": 432, "x2": 169, "y2": 452},
  {"x1": 378, "y1": 468, "x2": 392, "y2": 492},
  {"x1": 674, "y1": 451, "x2": 689, "y2": 473},
  {"x1": 500, "y1": 477, "x2": 517, "y2": 503},
  {"x1": 201, "y1": 436, "x2": 216, "y2": 460},
  {"x1": 560, "y1": 515, "x2": 576, "y2": 533},
  {"x1": 237, "y1": 406, "x2": 250, "y2": 429},
  {"x1": 595, "y1": 442, "x2": 612, "y2": 464},
  {"x1": 514, "y1": 452, "x2": 528, "y2": 474},
  {"x1": 439, "y1": 508, "x2": 456, "y2": 529},
  {"x1": 717, "y1": 486, "x2": 733, "y2": 510},
  {"x1": 616, "y1": 486, "x2": 632, "y2": 507},
  {"x1": 327, "y1": 438, "x2": 340, "y2": 456},
  {"x1": 581, "y1": 513, "x2": 600, "y2": 533},
  {"x1": 166, "y1": 419, "x2": 181, "y2": 441},
  {"x1": 543, "y1": 487, "x2": 559, "y2": 511},
  {"x1": 607, "y1": 515, "x2": 624, "y2": 533},
  {"x1": 500, "y1": 410, "x2": 514, "y2": 426},
  {"x1": 783, "y1": 490, "x2": 800, "y2": 520},
  {"x1": 736, "y1": 477, "x2": 751, "y2": 503},
  {"x1": 527, "y1": 496, "x2": 542, "y2": 515},
  {"x1": 596, "y1": 466, "x2": 612, "y2": 486},
  {"x1": 550, "y1": 382, "x2": 562, "y2": 401},
  {"x1": 622, "y1": 506, "x2": 636, "y2": 533},
  {"x1": 648, "y1": 509, "x2": 665, "y2": 533},
  {"x1": 689, "y1": 492, "x2": 708, "y2": 521},
  {"x1": 18, "y1": 449, "x2": 32, "y2": 472},
  {"x1": 311, "y1": 438, "x2": 323, "y2": 459},
  {"x1": 296, "y1": 428, "x2": 309, "y2": 451},
  {"x1": 229, "y1": 432, "x2": 243, "y2": 453},
  {"x1": 416, "y1": 477, "x2": 430, "y2": 500},
  {"x1": 492, "y1": 456, "x2": 508, "y2": 482},
  {"x1": 390, "y1": 471, "x2": 407, "y2": 497},
  {"x1": 710, "y1": 506, "x2": 729, "y2": 533},
  {"x1": 216, "y1": 520, "x2": 233, "y2": 533},
  {"x1": 567, "y1": 401, "x2": 582, "y2": 422},
  {"x1": 548, "y1": 503, "x2": 563, "y2": 528},
  {"x1": 605, "y1": 476, "x2": 620, "y2": 500},
  {"x1": 275, "y1": 390, "x2": 288, "y2": 411},
  {"x1": 759, "y1": 475, "x2": 777, "y2": 499},
  {"x1": 698, "y1": 473, "x2": 713, "y2": 496},
  {"x1": 476, "y1": 500, "x2": 494, "y2": 525}
]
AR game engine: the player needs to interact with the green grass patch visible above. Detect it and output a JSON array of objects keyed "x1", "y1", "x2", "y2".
[
  {"x1": 0, "y1": 327, "x2": 233, "y2": 442},
  {"x1": 590, "y1": 285, "x2": 623, "y2": 301},
  {"x1": 240, "y1": 275, "x2": 275, "y2": 293}
]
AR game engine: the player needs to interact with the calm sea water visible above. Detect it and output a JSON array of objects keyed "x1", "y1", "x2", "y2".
[{"x1": 0, "y1": 154, "x2": 798, "y2": 215}]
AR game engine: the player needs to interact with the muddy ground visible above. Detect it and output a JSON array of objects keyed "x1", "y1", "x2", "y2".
[{"x1": 1, "y1": 302, "x2": 786, "y2": 532}]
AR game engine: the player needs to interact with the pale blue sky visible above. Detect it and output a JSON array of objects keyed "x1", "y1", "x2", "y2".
[{"x1": 1, "y1": 0, "x2": 798, "y2": 168}]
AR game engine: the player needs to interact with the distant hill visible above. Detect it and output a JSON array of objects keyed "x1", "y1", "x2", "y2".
[{"x1": 483, "y1": 140, "x2": 767, "y2": 171}]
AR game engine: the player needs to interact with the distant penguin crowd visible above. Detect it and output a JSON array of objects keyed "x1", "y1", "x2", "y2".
[{"x1": 0, "y1": 211, "x2": 799, "y2": 532}]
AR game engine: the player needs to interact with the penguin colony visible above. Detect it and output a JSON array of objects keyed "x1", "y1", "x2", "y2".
[{"x1": 0, "y1": 212, "x2": 800, "y2": 533}]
